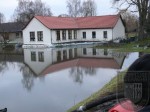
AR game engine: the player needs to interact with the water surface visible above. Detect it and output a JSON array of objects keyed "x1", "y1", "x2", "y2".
[{"x1": 0, "y1": 47, "x2": 139, "y2": 112}]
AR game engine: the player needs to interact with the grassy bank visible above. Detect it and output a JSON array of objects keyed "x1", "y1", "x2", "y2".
[
  {"x1": 68, "y1": 71, "x2": 126, "y2": 112},
  {"x1": 96, "y1": 37, "x2": 150, "y2": 52}
]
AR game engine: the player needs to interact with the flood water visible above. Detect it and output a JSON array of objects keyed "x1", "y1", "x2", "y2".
[{"x1": 0, "y1": 46, "x2": 140, "y2": 112}]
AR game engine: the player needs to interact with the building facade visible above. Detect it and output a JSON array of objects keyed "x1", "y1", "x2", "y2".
[{"x1": 23, "y1": 15, "x2": 125, "y2": 47}]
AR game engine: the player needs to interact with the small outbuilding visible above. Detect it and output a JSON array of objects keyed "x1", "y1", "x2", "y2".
[
  {"x1": 23, "y1": 15, "x2": 125, "y2": 47},
  {"x1": 0, "y1": 22, "x2": 25, "y2": 43}
]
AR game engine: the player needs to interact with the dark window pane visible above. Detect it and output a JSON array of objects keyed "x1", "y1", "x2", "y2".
[
  {"x1": 83, "y1": 48, "x2": 87, "y2": 55},
  {"x1": 62, "y1": 30, "x2": 66, "y2": 40},
  {"x1": 92, "y1": 31, "x2": 96, "y2": 38},
  {"x1": 74, "y1": 48, "x2": 77, "y2": 57},
  {"x1": 57, "y1": 51, "x2": 61, "y2": 62},
  {"x1": 83, "y1": 32, "x2": 86, "y2": 39},
  {"x1": 30, "y1": 32, "x2": 35, "y2": 41},
  {"x1": 31, "y1": 51, "x2": 36, "y2": 61},
  {"x1": 63, "y1": 50, "x2": 67, "y2": 60},
  {"x1": 69, "y1": 49, "x2": 73, "y2": 59},
  {"x1": 38, "y1": 52, "x2": 44, "y2": 62},
  {"x1": 103, "y1": 31, "x2": 107, "y2": 38},
  {"x1": 68, "y1": 30, "x2": 72, "y2": 39},
  {"x1": 93, "y1": 48, "x2": 96, "y2": 55},
  {"x1": 37, "y1": 31, "x2": 43, "y2": 41},
  {"x1": 56, "y1": 31, "x2": 60, "y2": 40},
  {"x1": 74, "y1": 30, "x2": 77, "y2": 39},
  {"x1": 104, "y1": 49, "x2": 108, "y2": 55}
]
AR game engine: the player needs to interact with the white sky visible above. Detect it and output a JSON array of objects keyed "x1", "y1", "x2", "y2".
[{"x1": 0, "y1": 0, "x2": 117, "y2": 22}]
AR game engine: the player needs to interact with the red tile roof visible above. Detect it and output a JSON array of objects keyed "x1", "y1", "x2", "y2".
[{"x1": 35, "y1": 15, "x2": 120, "y2": 29}]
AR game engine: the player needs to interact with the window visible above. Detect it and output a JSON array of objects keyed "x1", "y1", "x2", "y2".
[
  {"x1": 16, "y1": 33, "x2": 19, "y2": 37},
  {"x1": 38, "y1": 52, "x2": 44, "y2": 62},
  {"x1": 104, "y1": 49, "x2": 108, "y2": 56},
  {"x1": 62, "y1": 30, "x2": 66, "y2": 40},
  {"x1": 30, "y1": 32, "x2": 35, "y2": 41},
  {"x1": 68, "y1": 30, "x2": 72, "y2": 39},
  {"x1": 92, "y1": 31, "x2": 96, "y2": 38},
  {"x1": 31, "y1": 52, "x2": 36, "y2": 61},
  {"x1": 37, "y1": 31, "x2": 43, "y2": 41},
  {"x1": 74, "y1": 30, "x2": 77, "y2": 39},
  {"x1": 74, "y1": 48, "x2": 77, "y2": 57},
  {"x1": 103, "y1": 31, "x2": 108, "y2": 38},
  {"x1": 57, "y1": 51, "x2": 61, "y2": 62},
  {"x1": 93, "y1": 48, "x2": 96, "y2": 55},
  {"x1": 83, "y1": 48, "x2": 87, "y2": 55},
  {"x1": 69, "y1": 49, "x2": 73, "y2": 59},
  {"x1": 56, "y1": 31, "x2": 60, "y2": 40},
  {"x1": 63, "y1": 50, "x2": 67, "y2": 60},
  {"x1": 83, "y1": 32, "x2": 86, "y2": 39}
]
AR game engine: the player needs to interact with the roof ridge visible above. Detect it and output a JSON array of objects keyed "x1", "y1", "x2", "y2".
[
  {"x1": 34, "y1": 14, "x2": 120, "y2": 29},
  {"x1": 35, "y1": 14, "x2": 119, "y2": 20}
]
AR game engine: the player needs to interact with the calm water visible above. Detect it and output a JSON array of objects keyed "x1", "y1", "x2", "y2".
[{"x1": 0, "y1": 46, "x2": 140, "y2": 112}]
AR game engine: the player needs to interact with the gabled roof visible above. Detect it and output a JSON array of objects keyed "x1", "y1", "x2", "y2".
[
  {"x1": 34, "y1": 15, "x2": 120, "y2": 29},
  {"x1": 0, "y1": 22, "x2": 26, "y2": 33}
]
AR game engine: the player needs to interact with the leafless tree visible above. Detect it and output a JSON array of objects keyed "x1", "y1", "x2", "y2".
[
  {"x1": 119, "y1": 10, "x2": 138, "y2": 33},
  {"x1": 12, "y1": 0, "x2": 52, "y2": 22},
  {"x1": 58, "y1": 14, "x2": 70, "y2": 17},
  {"x1": 0, "y1": 12, "x2": 5, "y2": 23},
  {"x1": 113, "y1": 0, "x2": 150, "y2": 39},
  {"x1": 67, "y1": 0, "x2": 82, "y2": 17},
  {"x1": 81, "y1": 0, "x2": 97, "y2": 17}
]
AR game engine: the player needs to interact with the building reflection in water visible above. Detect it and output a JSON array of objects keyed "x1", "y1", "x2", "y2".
[
  {"x1": 23, "y1": 47, "x2": 128, "y2": 84},
  {"x1": 0, "y1": 46, "x2": 128, "y2": 91}
]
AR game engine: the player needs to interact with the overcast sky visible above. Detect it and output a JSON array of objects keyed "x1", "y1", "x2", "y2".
[{"x1": 0, "y1": 0, "x2": 117, "y2": 22}]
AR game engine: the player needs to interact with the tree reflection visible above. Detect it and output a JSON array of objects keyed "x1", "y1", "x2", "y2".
[
  {"x1": 69, "y1": 67, "x2": 96, "y2": 84},
  {"x1": 0, "y1": 62, "x2": 8, "y2": 74},
  {"x1": 70, "y1": 67, "x2": 83, "y2": 84},
  {"x1": 18, "y1": 63, "x2": 35, "y2": 91}
]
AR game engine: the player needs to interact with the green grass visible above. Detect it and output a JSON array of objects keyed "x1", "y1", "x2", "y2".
[
  {"x1": 67, "y1": 71, "x2": 126, "y2": 112},
  {"x1": 96, "y1": 37, "x2": 150, "y2": 53},
  {"x1": 127, "y1": 32, "x2": 138, "y2": 38}
]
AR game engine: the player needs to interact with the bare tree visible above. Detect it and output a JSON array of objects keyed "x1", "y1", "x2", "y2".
[
  {"x1": 119, "y1": 10, "x2": 138, "y2": 33},
  {"x1": 113, "y1": 0, "x2": 150, "y2": 39},
  {"x1": 81, "y1": 0, "x2": 97, "y2": 17},
  {"x1": 67, "y1": 0, "x2": 82, "y2": 17},
  {"x1": 0, "y1": 12, "x2": 5, "y2": 23},
  {"x1": 13, "y1": 0, "x2": 52, "y2": 22},
  {"x1": 58, "y1": 14, "x2": 70, "y2": 17},
  {"x1": 146, "y1": 3, "x2": 150, "y2": 35}
]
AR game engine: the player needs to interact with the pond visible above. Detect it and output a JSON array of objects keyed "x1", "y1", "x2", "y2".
[{"x1": 0, "y1": 46, "x2": 140, "y2": 112}]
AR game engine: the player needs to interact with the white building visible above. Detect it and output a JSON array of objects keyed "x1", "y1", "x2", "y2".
[{"x1": 23, "y1": 15, "x2": 125, "y2": 47}]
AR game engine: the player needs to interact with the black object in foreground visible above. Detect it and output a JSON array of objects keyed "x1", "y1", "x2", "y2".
[
  {"x1": 0, "y1": 108, "x2": 7, "y2": 112},
  {"x1": 72, "y1": 93, "x2": 124, "y2": 112}
]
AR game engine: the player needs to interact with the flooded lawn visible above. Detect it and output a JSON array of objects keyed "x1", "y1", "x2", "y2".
[{"x1": 0, "y1": 46, "x2": 139, "y2": 112}]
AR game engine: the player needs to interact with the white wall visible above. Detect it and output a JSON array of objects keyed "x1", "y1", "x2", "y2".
[
  {"x1": 51, "y1": 30, "x2": 79, "y2": 43},
  {"x1": 78, "y1": 29, "x2": 113, "y2": 41},
  {"x1": 113, "y1": 18, "x2": 126, "y2": 40},
  {"x1": 24, "y1": 48, "x2": 53, "y2": 75},
  {"x1": 23, "y1": 18, "x2": 51, "y2": 46},
  {"x1": 51, "y1": 29, "x2": 113, "y2": 43}
]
